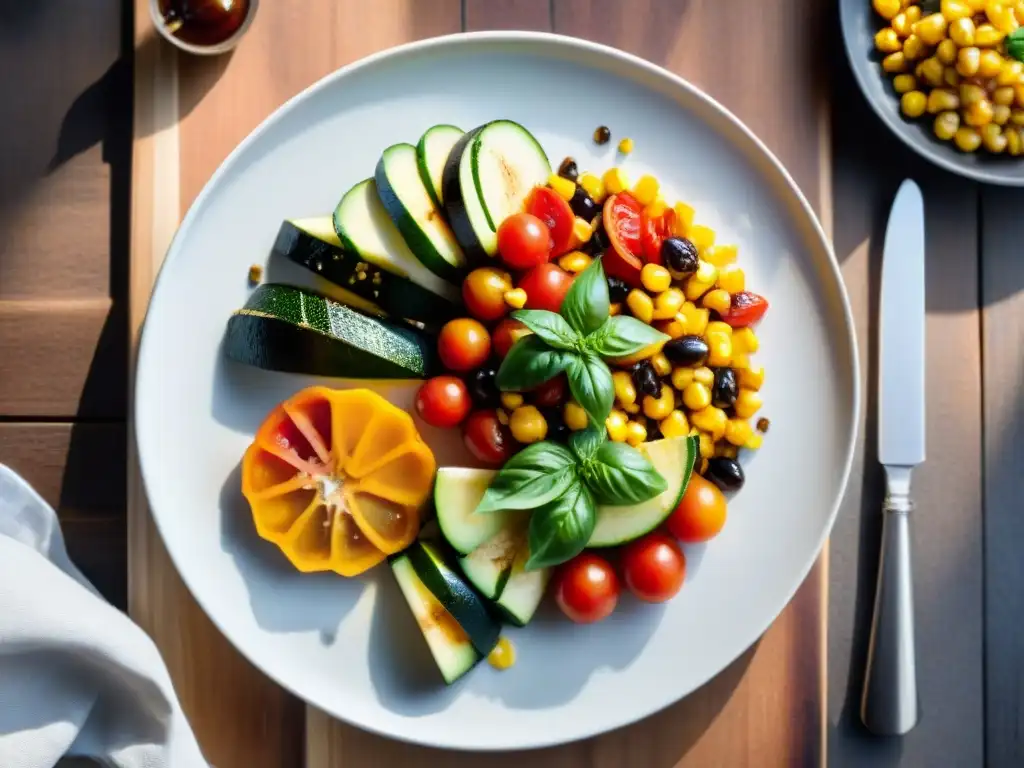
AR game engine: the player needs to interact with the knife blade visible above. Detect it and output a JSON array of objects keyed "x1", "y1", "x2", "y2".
[{"x1": 861, "y1": 178, "x2": 925, "y2": 736}]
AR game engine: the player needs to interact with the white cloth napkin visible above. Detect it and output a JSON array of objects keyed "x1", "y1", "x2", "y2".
[{"x1": 0, "y1": 464, "x2": 208, "y2": 768}]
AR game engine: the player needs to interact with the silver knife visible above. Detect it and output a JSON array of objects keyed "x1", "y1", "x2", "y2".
[{"x1": 860, "y1": 179, "x2": 925, "y2": 736}]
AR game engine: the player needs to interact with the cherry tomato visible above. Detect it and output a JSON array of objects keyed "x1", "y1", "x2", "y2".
[
  {"x1": 719, "y1": 291, "x2": 770, "y2": 328},
  {"x1": 602, "y1": 193, "x2": 644, "y2": 286},
  {"x1": 463, "y1": 410, "x2": 514, "y2": 466},
  {"x1": 438, "y1": 318, "x2": 491, "y2": 372},
  {"x1": 518, "y1": 263, "x2": 574, "y2": 313},
  {"x1": 526, "y1": 186, "x2": 575, "y2": 256},
  {"x1": 492, "y1": 318, "x2": 531, "y2": 359},
  {"x1": 414, "y1": 376, "x2": 471, "y2": 428},
  {"x1": 621, "y1": 532, "x2": 686, "y2": 603},
  {"x1": 639, "y1": 208, "x2": 676, "y2": 264},
  {"x1": 554, "y1": 552, "x2": 620, "y2": 624},
  {"x1": 497, "y1": 212, "x2": 552, "y2": 270},
  {"x1": 666, "y1": 474, "x2": 727, "y2": 543},
  {"x1": 531, "y1": 374, "x2": 567, "y2": 407},
  {"x1": 462, "y1": 267, "x2": 513, "y2": 322}
]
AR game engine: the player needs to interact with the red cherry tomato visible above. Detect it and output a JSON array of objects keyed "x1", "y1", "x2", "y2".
[
  {"x1": 462, "y1": 267, "x2": 513, "y2": 322},
  {"x1": 492, "y1": 318, "x2": 531, "y2": 359},
  {"x1": 437, "y1": 318, "x2": 491, "y2": 372},
  {"x1": 518, "y1": 263, "x2": 574, "y2": 313},
  {"x1": 531, "y1": 374, "x2": 567, "y2": 407},
  {"x1": 639, "y1": 208, "x2": 676, "y2": 264},
  {"x1": 554, "y1": 552, "x2": 620, "y2": 624},
  {"x1": 719, "y1": 291, "x2": 770, "y2": 328},
  {"x1": 621, "y1": 532, "x2": 686, "y2": 603},
  {"x1": 526, "y1": 186, "x2": 575, "y2": 256},
  {"x1": 602, "y1": 193, "x2": 644, "y2": 286},
  {"x1": 666, "y1": 474, "x2": 727, "y2": 543},
  {"x1": 463, "y1": 410, "x2": 514, "y2": 466},
  {"x1": 414, "y1": 376, "x2": 471, "y2": 428},
  {"x1": 497, "y1": 212, "x2": 552, "y2": 270}
]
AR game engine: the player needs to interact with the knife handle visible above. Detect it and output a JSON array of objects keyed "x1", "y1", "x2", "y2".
[{"x1": 860, "y1": 466, "x2": 919, "y2": 736}]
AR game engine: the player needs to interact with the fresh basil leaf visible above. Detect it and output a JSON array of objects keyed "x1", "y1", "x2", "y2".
[
  {"x1": 585, "y1": 441, "x2": 668, "y2": 506},
  {"x1": 559, "y1": 257, "x2": 610, "y2": 337},
  {"x1": 1009, "y1": 28, "x2": 1024, "y2": 63},
  {"x1": 525, "y1": 482, "x2": 596, "y2": 570},
  {"x1": 474, "y1": 442, "x2": 577, "y2": 514},
  {"x1": 568, "y1": 424, "x2": 606, "y2": 464},
  {"x1": 566, "y1": 353, "x2": 615, "y2": 427},
  {"x1": 510, "y1": 310, "x2": 580, "y2": 351},
  {"x1": 496, "y1": 335, "x2": 573, "y2": 392},
  {"x1": 587, "y1": 315, "x2": 669, "y2": 358}
]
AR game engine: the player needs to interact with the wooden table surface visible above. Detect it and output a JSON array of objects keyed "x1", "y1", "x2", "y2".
[{"x1": 2, "y1": 0, "x2": 1021, "y2": 766}]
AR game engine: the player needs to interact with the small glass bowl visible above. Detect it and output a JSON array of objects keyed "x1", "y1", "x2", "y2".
[{"x1": 149, "y1": 0, "x2": 258, "y2": 56}]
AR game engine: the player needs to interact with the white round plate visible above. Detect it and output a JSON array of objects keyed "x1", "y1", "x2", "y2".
[{"x1": 136, "y1": 32, "x2": 859, "y2": 751}]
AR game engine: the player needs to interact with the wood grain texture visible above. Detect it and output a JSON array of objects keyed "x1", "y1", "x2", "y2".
[
  {"x1": 981, "y1": 188, "x2": 1024, "y2": 768},
  {"x1": 464, "y1": 0, "x2": 551, "y2": 30},
  {"x1": 826, "y1": 51, "x2": 984, "y2": 767}
]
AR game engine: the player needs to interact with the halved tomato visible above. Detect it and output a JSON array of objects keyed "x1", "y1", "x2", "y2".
[
  {"x1": 639, "y1": 208, "x2": 677, "y2": 265},
  {"x1": 526, "y1": 186, "x2": 575, "y2": 256},
  {"x1": 602, "y1": 192, "x2": 645, "y2": 286},
  {"x1": 241, "y1": 387, "x2": 436, "y2": 577}
]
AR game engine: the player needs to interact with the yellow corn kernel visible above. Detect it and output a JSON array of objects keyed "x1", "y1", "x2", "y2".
[
  {"x1": 732, "y1": 327, "x2": 759, "y2": 354},
  {"x1": 641, "y1": 263, "x2": 672, "y2": 293},
  {"x1": 716, "y1": 442, "x2": 739, "y2": 459},
  {"x1": 739, "y1": 365, "x2": 764, "y2": 391},
  {"x1": 875, "y1": 0, "x2": 902, "y2": 18},
  {"x1": 961, "y1": 82, "x2": 987, "y2": 105},
  {"x1": 657, "y1": 315, "x2": 687, "y2": 339},
  {"x1": 706, "y1": 332, "x2": 732, "y2": 367},
  {"x1": 643, "y1": 387, "x2": 675, "y2": 421},
  {"x1": 901, "y1": 90, "x2": 928, "y2": 117},
  {"x1": 603, "y1": 167, "x2": 629, "y2": 194},
  {"x1": 968, "y1": 0, "x2": 987, "y2": 9},
  {"x1": 979, "y1": 49, "x2": 1005, "y2": 77},
  {"x1": 578, "y1": 172, "x2": 606, "y2": 203},
  {"x1": 624, "y1": 420, "x2": 646, "y2": 446},
  {"x1": 902, "y1": 33, "x2": 927, "y2": 60},
  {"x1": 609, "y1": 302, "x2": 622, "y2": 316},
  {"x1": 917, "y1": 57, "x2": 945, "y2": 86},
  {"x1": 733, "y1": 389, "x2": 763, "y2": 419},
  {"x1": 877, "y1": 26, "x2": 904, "y2": 52},
  {"x1": 645, "y1": 196, "x2": 668, "y2": 218},
  {"x1": 715, "y1": 263, "x2": 745, "y2": 293},
  {"x1": 687, "y1": 225, "x2": 716, "y2": 254},
  {"x1": 705, "y1": 320, "x2": 733, "y2": 337},
  {"x1": 955, "y1": 125, "x2": 983, "y2": 150},
  {"x1": 927, "y1": 88, "x2": 961, "y2": 114},
  {"x1": 618, "y1": 137, "x2": 634, "y2": 155},
  {"x1": 893, "y1": 73, "x2": 918, "y2": 93},
  {"x1": 693, "y1": 366, "x2": 715, "y2": 387},
  {"x1": 703, "y1": 243, "x2": 739, "y2": 266},
  {"x1": 504, "y1": 288, "x2": 527, "y2": 309},
  {"x1": 606, "y1": 409, "x2": 628, "y2": 441},
  {"x1": 684, "y1": 277, "x2": 714, "y2": 302},
  {"x1": 1013, "y1": 108, "x2": 1024, "y2": 124},
  {"x1": 725, "y1": 419, "x2": 754, "y2": 447},
  {"x1": 672, "y1": 201, "x2": 695, "y2": 235},
  {"x1": 892, "y1": 11, "x2": 913, "y2": 35},
  {"x1": 564, "y1": 401, "x2": 589, "y2": 431},
  {"x1": 626, "y1": 289, "x2": 654, "y2": 324},
  {"x1": 1017, "y1": 0, "x2": 1024, "y2": 23},
  {"x1": 496, "y1": 408, "x2": 509, "y2": 426},
  {"x1": 691, "y1": 406, "x2": 728, "y2": 440},
  {"x1": 623, "y1": 401, "x2": 640, "y2": 415},
  {"x1": 671, "y1": 367, "x2": 694, "y2": 391},
  {"x1": 631, "y1": 174, "x2": 660, "y2": 206},
  {"x1": 558, "y1": 250, "x2": 592, "y2": 274},
  {"x1": 572, "y1": 217, "x2": 594, "y2": 244},
  {"x1": 935, "y1": 110, "x2": 962, "y2": 139},
  {"x1": 510, "y1": 405, "x2": 547, "y2": 444},
  {"x1": 500, "y1": 392, "x2": 524, "y2": 410},
  {"x1": 745, "y1": 433, "x2": 764, "y2": 451},
  {"x1": 652, "y1": 287, "x2": 685, "y2": 320},
  {"x1": 700, "y1": 289, "x2": 730, "y2": 315},
  {"x1": 680, "y1": 302, "x2": 710, "y2": 336},
  {"x1": 694, "y1": 259, "x2": 718, "y2": 285},
  {"x1": 965, "y1": 98, "x2": 995, "y2": 126},
  {"x1": 936, "y1": 39, "x2": 959, "y2": 65},
  {"x1": 987, "y1": 1, "x2": 1019, "y2": 32},
  {"x1": 974, "y1": 22, "x2": 1005, "y2": 45},
  {"x1": 731, "y1": 352, "x2": 750, "y2": 370},
  {"x1": 660, "y1": 410, "x2": 690, "y2": 439},
  {"x1": 548, "y1": 173, "x2": 576, "y2": 201},
  {"x1": 944, "y1": 65, "x2": 962, "y2": 87},
  {"x1": 884, "y1": 51, "x2": 909, "y2": 72},
  {"x1": 998, "y1": 59, "x2": 1024, "y2": 85},
  {"x1": 612, "y1": 370, "x2": 637, "y2": 407},
  {"x1": 981, "y1": 123, "x2": 1008, "y2": 151},
  {"x1": 994, "y1": 103, "x2": 1012, "y2": 124},
  {"x1": 942, "y1": 0, "x2": 974, "y2": 19},
  {"x1": 683, "y1": 382, "x2": 712, "y2": 411},
  {"x1": 957, "y1": 46, "x2": 982, "y2": 75},
  {"x1": 698, "y1": 432, "x2": 715, "y2": 459},
  {"x1": 994, "y1": 86, "x2": 1017, "y2": 107},
  {"x1": 1017, "y1": 85, "x2": 1024, "y2": 107},
  {"x1": 1007, "y1": 126, "x2": 1024, "y2": 154},
  {"x1": 914, "y1": 13, "x2": 949, "y2": 44},
  {"x1": 651, "y1": 352, "x2": 672, "y2": 377}
]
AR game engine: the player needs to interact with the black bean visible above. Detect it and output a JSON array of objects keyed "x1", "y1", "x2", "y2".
[
  {"x1": 662, "y1": 237, "x2": 700, "y2": 280},
  {"x1": 645, "y1": 418, "x2": 663, "y2": 442},
  {"x1": 569, "y1": 185, "x2": 598, "y2": 220},
  {"x1": 593, "y1": 125, "x2": 611, "y2": 145},
  {"x1": 663, "y1": 336, "x2": 709, "y2": 367},
  {"x1": 468, "y1": 367, "x2": 500, "y2": 408},
  {"x1": 711, "y1": 368, "x2": 739, "y2": 409},
  {"x1": 706, "y1": 457, "x2": 745, "y2": 492},
  {"x1": 587, "y1": 223, "x2": 611, "y2": 256},
  {"x1": 606, "y1": 276, "x2": 630, "y2": 303},
  {"x1": 631, "y1": 360, "x2": 662, "y2": 398},
  {"x1": 558, "y1": 157, "x2": 579, "y2": 182},
  {"x1": 541, "y1": 407, "x2": 570, "y2": 444}
]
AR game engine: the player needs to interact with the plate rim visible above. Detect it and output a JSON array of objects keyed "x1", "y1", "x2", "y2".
[{"x1": 135, "y1": 30, "x2": 862, "y2": 751}]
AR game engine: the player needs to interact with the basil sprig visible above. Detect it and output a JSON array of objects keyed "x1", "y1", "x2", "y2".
[
  {"x1": 1009, "y1": 28, "x2": 1024, "y2": 64},
  {"x1": 475, "y1": 425, "x2": 666, "y2": 570},
  {"x1": 496, "y1": 258, "x2": 667, "y2": 426}
]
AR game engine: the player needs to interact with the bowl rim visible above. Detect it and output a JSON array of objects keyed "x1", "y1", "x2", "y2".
[
  {"x1": 148, "y1": 0, "x2": 258, "y2": 56},
  {"x1": 135, "y1": 30, "x2": 862, "y2": 750}
]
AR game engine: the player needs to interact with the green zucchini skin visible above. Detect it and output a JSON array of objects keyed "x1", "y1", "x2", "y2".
[
  {"x1": 224, "y1": 284, "x2": 437, "y2": 379},
  {"x1": 441, "y1": 128, "x2": 489, "y2": 264},
  {"x1": 272, "y1": 220, "x2": 459, "y2": 326}
]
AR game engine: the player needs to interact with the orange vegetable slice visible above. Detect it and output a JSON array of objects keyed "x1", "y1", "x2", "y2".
[{"x1": 241, "y1": 386, "x2": 435, "y2": 577}]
